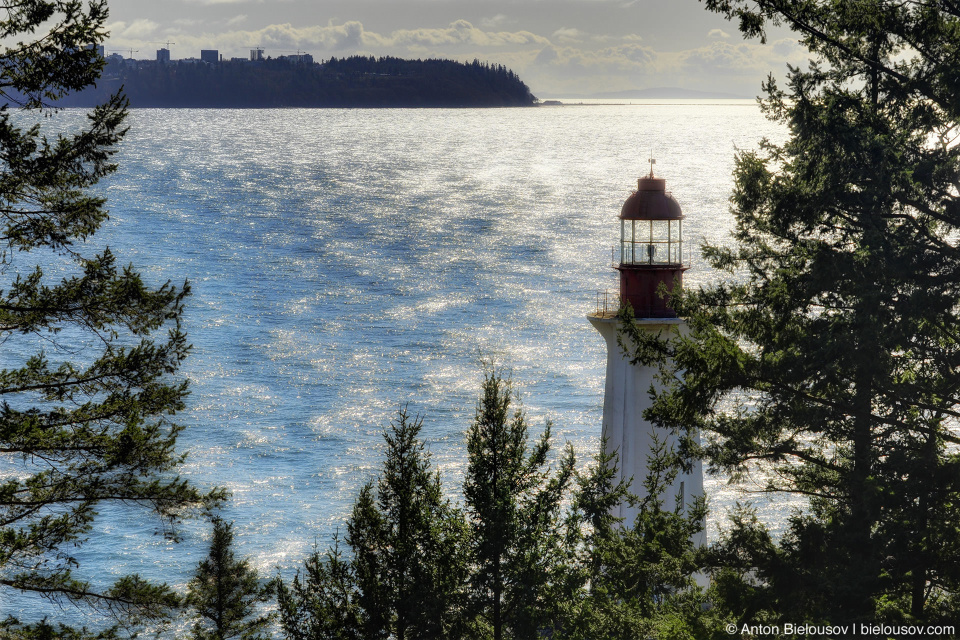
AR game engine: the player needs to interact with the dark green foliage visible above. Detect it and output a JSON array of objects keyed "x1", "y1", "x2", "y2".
[
  {"x1": 58, "y1": 56, "x2": 537, "y2": 108},
  {"x1": 0, "y1": 1, "x2": 108, "y2": 108},
  {"x1": 463, "y1": 371, "x2": 575, "y2": 640},
  {"x1": 559, "y1": 440, "x2": 725, "y2": 640},
  {"x1": 277, "y1": 409, "x2": 468, "y2": 640},
  {"x1": 279, "y1": 375, "x2": 714, "y2": 640},
  {"x1": 276, "y1": 538, "x2": 362, "y2": 640},
  {"x1": 0, "y1": 0, "x2": 222, "y2": 630},
  {"x1": 186, "y1": 517, "x2": 274, "y2": 640},
  {"x1": 619, "y1": 0, "x2": 960, "y2": 629},
  {"x1": 0, "y1": 617, "x2": 122, "y2": 640},
  {"x1": 351, "y1": 409, "x2": 468, "y2": 640}
]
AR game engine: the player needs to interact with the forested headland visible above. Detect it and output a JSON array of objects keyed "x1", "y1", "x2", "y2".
[{"x1": 57, "y1": 55, "x2": 538, "y2": 108}]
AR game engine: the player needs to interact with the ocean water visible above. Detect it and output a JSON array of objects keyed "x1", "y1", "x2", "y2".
[{"x1": 4, "y1": 102, "x2": 788, "y2": 624}]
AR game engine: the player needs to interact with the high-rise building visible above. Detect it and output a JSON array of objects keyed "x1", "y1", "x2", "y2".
[
  {"x1": 85, "y1": 44, "x2": 105, "y2": 58},
  {"x1": 157, "y1": 48, "x2": 170, "y2": 64},
  {"x1": 200, "y1": 50, "x2": 219, "y2": 64}
]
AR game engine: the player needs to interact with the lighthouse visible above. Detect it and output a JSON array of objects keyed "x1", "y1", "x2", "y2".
[{"x1": 588, "y1": 164, "x2": 704, "y2": 537}]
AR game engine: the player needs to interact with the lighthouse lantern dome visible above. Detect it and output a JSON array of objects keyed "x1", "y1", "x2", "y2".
[
  {"x1": 619, "y1": 176, "x2": 684, "y2": 267},
  {"x1": 616, "y1": 170, "x2": 687, "y2": 319}
]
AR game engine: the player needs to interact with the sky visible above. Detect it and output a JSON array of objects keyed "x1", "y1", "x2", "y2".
[{"x1": 104, "y1": 0, "x2": 807, "y2": 97}]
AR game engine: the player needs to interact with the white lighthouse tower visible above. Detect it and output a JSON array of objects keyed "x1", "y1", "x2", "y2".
[{"x1": 588, "y1": 165, "x2": 704, "y2": 537}]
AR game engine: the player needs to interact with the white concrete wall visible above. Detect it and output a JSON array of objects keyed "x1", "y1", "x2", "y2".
[{"x1": 588, "y1": 314, "x2": 705, "y2": 545}]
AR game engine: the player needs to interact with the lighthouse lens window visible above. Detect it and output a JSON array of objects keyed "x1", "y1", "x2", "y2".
[
  {"x1": 651, "y1": 220, "x2": 670, "y2": 242},
  {"x1": 674, "y1": 220, "x2": 683, "y2": 264},
  {"x1": 643, "y1": 220, "x2": 667, "y2": 264},
  {"x1": 619, "y1": 218, "x2": 684, "y2": 265},
  {"x1": 621, "y1": 220, "x2": 634, "y2": 264}
]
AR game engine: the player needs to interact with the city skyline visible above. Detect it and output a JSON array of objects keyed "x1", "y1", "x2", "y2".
[{"x1": 106, "y1": 0, "x2": 805, "y2": 97}]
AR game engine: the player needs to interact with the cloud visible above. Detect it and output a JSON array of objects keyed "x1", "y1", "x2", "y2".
[
  {"x1": 532, "y1": 42, "x2": 658, "y2": 76},
  {"x1": 772, "y1": 37, "x2": 802, "y2": 57},
  {"x1": 552, "y1": 28, "x2": 585, "y2": 44},
  {"x1": 534, "y1": 45, "x2": 560, "y2": 65},
  {"x1": 550, "y1": 29, "x2": 644, "y2": 46},
  {"x1": 385, "y1": 20, "x2": 550, "y2": 49},
  {"x1": 708, "y1": 28, "x2": 730, "y2": 39},
  {"x1": 481, "y1": 14, "x2": 511, "y2": 29},
  {"x1": 226, "y1": 15, "x2": 248, "y2": 27},
  {"x1": 160, "y1": 20, "x2": 548, "y2": 55},
  {"x1": 338, "y1": 21, "x2": 367, "y2": 49},
  {"x1": 680, "y1": 41, "x2": 768, "y2": 76},
  {"x1": 157, "y1": 21, "x2": 381, "y2": 54},
  {"x1": 519, "y1": 33, "x2": 810, "y2": 96},
  {"x1": 107, "y1": 19, "x2": 160, "y2": 40}
]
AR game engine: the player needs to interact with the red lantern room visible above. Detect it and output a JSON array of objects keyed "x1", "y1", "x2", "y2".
[{"x1": 618, "y1": 163, "x2": 686, "y2": 318}]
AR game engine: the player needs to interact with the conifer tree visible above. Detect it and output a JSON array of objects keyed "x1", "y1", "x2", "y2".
[
  {"x1": 463, "y1": 371, "x2": 575, "y2": 640},
  {"x1": 350, "y1": 409, "x2": 468, "y2": 640},
  {"x1": 0, "y1": 0, "x2": 221, "y2": 631},
  {"x1": 560, "y1": 441, "x2": 721, "y2": 640},
  {"x1": 277, "y1": 409, "x2": 467, "y2": 640},
  {"x1": 186, "y1": 517, "x2": 274, "y2": 640},
  {"x1": 626, "y1": 0, "x2": 960, "y2": 627},
  {"x1": 276, "y1": 537, "x2": 362, "y2": 640}
]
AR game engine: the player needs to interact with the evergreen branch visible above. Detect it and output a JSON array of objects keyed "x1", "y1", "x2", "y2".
[
  {"x1": 0, "y1": 573, "x2": 177, "y2": 620},
  {"x1": 753, "y1": 1, "x2": 912, "y2": 83}
]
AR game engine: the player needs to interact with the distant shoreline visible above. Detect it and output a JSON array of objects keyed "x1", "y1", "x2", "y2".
[
  {"x1": 53, "y1": 56, "x2": 538, "y2": 109},
  {"x1": 537, "y1": 99, "x2": 757, "y2": 106}
]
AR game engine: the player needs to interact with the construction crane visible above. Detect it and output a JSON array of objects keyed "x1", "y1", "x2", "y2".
[
  {"x1": 149, "y1": 41, "x2": 176, "y2": 49},
  {"x1": 108, "y1": 48, "x2": 138, "y2": 58}
]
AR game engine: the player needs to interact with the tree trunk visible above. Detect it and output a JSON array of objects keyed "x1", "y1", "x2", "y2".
[
  {"x1": 493, "y1": 559, "x2": 503, "y2": 640},
  {"x1": 911, "y1": 429, "x2": 937, "y2": 618},
  {"x1": 848, "y1": 261, "x2": 882, "y2": 622}
]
